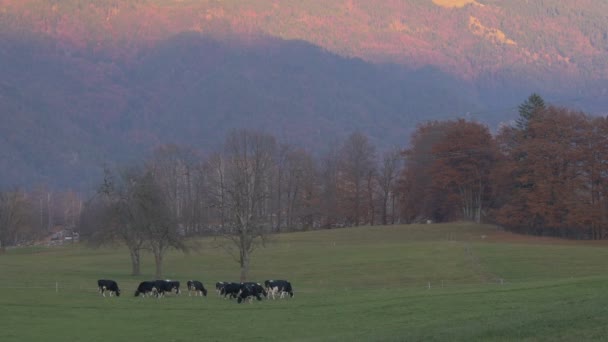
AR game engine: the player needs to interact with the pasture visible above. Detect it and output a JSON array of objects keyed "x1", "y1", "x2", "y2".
[{"x1": 2, "y1": 223, "x2": 608, "y2": 341}]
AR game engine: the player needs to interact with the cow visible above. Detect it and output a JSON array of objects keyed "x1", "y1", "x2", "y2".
[
  {"x1": 219, "y1": 282, "x2": 241, "y2": 299},
  {"x1": 187, "y1": 280, "x2": 208, "y2": 297},
  {"x1": 237, "y1": 283, "x2": 264, "y2": 304},
  {"x1": 235, "y1": 282, "x2": 267, "y2": 303},
  {"x1": 134, "y1": 281, "x2": 157, "y2": 297},
  {"x1": 97, "y1": 279, "x2": 120, "y2": 297},
  {"x1": 242, "y1": 282, "x2": 267, "y2": 298},
  {"x1": 264, "y1": 280, "x2": 294, "y2": 299},
  {"x1": 154, "y1": 280, "x2": 181, "y2": 297},
  {"x1": 215, "y1": 282, "x2": 227, "y2": 296}
]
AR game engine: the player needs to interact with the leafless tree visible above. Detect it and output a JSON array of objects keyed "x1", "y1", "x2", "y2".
[
  {"x1": 148, "y1": 144, "x2": 199, "y2": 235},
  {"x1": 0, "y1": 189, "x2": 31, "y2": 250},
  {"x1": 204, "y1": 152, "x2": 227, "y2": 231},
  {"x1": 378, "y1": 148, "x2": 402, "y2": 225},
  {"x1": 339, "y1": 132, "x2": 377, "y2": 226},
  {"x1": 319, "y1": 146, "x2": 339, "y2": 228},
  {"x1": 210, "y1": 129, "x2": 276, "y2": 281},
  {"x1": 284, "y1": 148, "x2": 316, "y2": 230},
  {"x1": 85, "y1": 165, "x2": 186, "y2": 277},
  {"x1": 82, "y1": 167, "x2": 148, "y2": 276},
  {"x1": 136, "y1": 168, "x2": 186, "y2": 278}
]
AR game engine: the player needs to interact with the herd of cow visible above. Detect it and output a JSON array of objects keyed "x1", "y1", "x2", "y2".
[{"x1": 97, "y1": 279, "x2": 294, "y2": 304}]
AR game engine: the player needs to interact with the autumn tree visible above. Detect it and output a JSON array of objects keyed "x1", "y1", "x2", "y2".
[
  {"x1": 429, "y1": 120, "x2": 499, "y2": 223},
  {"x1": 400, "y1": 121, "x2": 451, "y2": 222},
  {"x1": 495, "y1": 106, "x2": 592, "y2": 236},
  {"x1": 579, "y1": 116, "x2": 608, "y2": 239}
]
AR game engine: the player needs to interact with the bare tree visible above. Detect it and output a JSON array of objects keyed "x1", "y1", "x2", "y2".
[
  {"x1": 82, "y1": 167, "x2": 148, "y2": 276},
  {"x1": 84, "y1": 165, "x2": 186, "y2": 277},
  {"x1": 0, "y1": 189, "x2": 31, "y2": 251},
  {"x1": 210, "y1": 129, "x2": 276, "y2": 281},
  {"x1": 378, "y1": 148, "x2": 402, "y2": 225},
  {"x1": 204, "y1": 152, "x2": 227, "y2": 231},
  {"x1": 319, "y1": 146, "x2": 339, "y2": 228},
  {"x1": 339, "y1": 132, "x2": 377, "y2": 226},
  {"x1": 136, "y1": 168, "x2": 186, "y2": 278},
  {"x1": 272, "y1": 143, "x2": 291, "y2": 232},
  {"x1": 149, "y1": 144, "x2": 199, "y2": 235},
  {"x1": 284, "y1": 148, "x2": 316, "y2": 230}
]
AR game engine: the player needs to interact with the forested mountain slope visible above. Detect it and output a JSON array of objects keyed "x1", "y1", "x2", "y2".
[{"x1": 0, "y1": 0, "x2": 606, "y2": 188}]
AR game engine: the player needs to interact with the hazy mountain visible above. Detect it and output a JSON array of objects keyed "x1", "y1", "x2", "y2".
[{"x1": 0, "y1": 0, "x2": 606, "y2": 189}]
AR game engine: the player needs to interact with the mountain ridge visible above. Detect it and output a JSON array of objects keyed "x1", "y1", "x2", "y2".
[{"x1": 0, "y1": 0, "x2": 607, "y2": 189}]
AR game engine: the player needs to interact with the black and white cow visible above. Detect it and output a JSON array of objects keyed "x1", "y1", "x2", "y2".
[
  {"x1": 215, "y1": 282, "x2": 227, "y2": 296},
  {"x1": 134, "y1": 281, "x2": 157, "y2": 297},
  {"x1": 166, "y1": 280, "x2": 181, "y2": 295},
  {"x1": 97, "y1": 279, "x2": 120, "y2": 297},
  {"x1": 237, "y1": 283, "x2": 264, "y2": 304},
  {"x1": 264, "y1": 280, "x2": 294, "y2": 299},
  {"x1": 154, "y1": 280, "x2": 181, "y2": 297},
  {"x1": 220, "y1": 282, "x2": 241, "y2": 299},
  {"x1": 187, "y1": 280, "x2": 208, "y2": 297},
  {"x1": 242, "y1": 282, "x2": 267, "y2": 298}
]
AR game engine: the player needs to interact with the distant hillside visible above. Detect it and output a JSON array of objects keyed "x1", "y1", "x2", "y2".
[
  {"x1": 0, "y1": 32, "x2": 483, "y2": 189},
  {"x1": 0, "y1": 0, "x2": 607, "y2": 189},
  {"x1": 1, "y1": 0, "x2": 607, "y2": 89}
]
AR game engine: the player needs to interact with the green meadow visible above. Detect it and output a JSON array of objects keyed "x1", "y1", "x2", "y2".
[{"x1": 2, "y1": 223, "x2": 608, "y2": 341}]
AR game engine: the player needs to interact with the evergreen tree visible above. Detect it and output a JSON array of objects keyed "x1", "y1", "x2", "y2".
[{"x1": 516, "y1": 93, "x2": 546, "y2": 131}]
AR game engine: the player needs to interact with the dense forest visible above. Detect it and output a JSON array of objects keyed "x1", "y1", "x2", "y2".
[
  {"x1": 2, "y1": 0, "x2": 607, "y2": 188},
  {"x1": 2, "y1": 95, "x2": 607, "y2": 255}
]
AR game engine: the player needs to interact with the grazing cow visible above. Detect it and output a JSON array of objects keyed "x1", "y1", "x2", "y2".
[
  {"x1": 187, "y1": 280, "x2": 208, "y2": 297},
  {"x1": 264, "y1": 280, "x2": 294, "y2": 299},
  {"x1": 166, "y1": 280, "x2": 181, "y2": 295},
  {"x1": 236, "y1": 282, "x2": 266, "y2": 303},
  {"x1": 134, "y1": 281, "x2": 157, "y2": 297},
  {"x1": 220, "y1": 282, "x2": 241, "y2": 299},
  {"x1": 237, "y1": 283, "x2": 264, "y2": 304},
  {"x1": 154, "y1": 280, "x2": 181, "y2": 297},
  {"x1": 215, "y1": 282, "x2": 227, "y2": 296},
  {"x1": 242, "y1": 282, "x2": 267, "y2": 298},
  {"x1": 97, "y1": 279, "x2": 120, "y2": 297}
]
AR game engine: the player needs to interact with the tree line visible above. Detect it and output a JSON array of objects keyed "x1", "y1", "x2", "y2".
[{"x1": 1, "y1": 94, "x2": 607, "y2": 277}]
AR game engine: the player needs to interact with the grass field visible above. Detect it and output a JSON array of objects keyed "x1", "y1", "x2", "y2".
[{"x1": 2, "y1": 223, "x2": 608, "y2": 341}]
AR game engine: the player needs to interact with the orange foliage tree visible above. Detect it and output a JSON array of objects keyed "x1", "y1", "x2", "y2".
[
  {"x1": 400, "y1": 119, "x2": 499, "y2": 223},
  {"x1": 495, "y1": 106, "x2": 608, "y2": 238}
]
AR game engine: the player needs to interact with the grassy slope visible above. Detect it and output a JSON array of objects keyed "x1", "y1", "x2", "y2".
[{"x1": 2, "y1": 223, "x2": 608, "y2": 341}]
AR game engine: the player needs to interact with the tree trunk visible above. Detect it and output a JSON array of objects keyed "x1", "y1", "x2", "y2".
[
  {"x1": 154, "y1": 251, "x2": 163, "y2": 279},
  {"x1": 239, "y1": 251, "x2": 250, "y2": 282},
  {"x1": 381, "y1": 195, "x2": 388, "y2": 225},
  {"x1": 129, "y1": 249, "x2": 141, "y2": 276}
]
